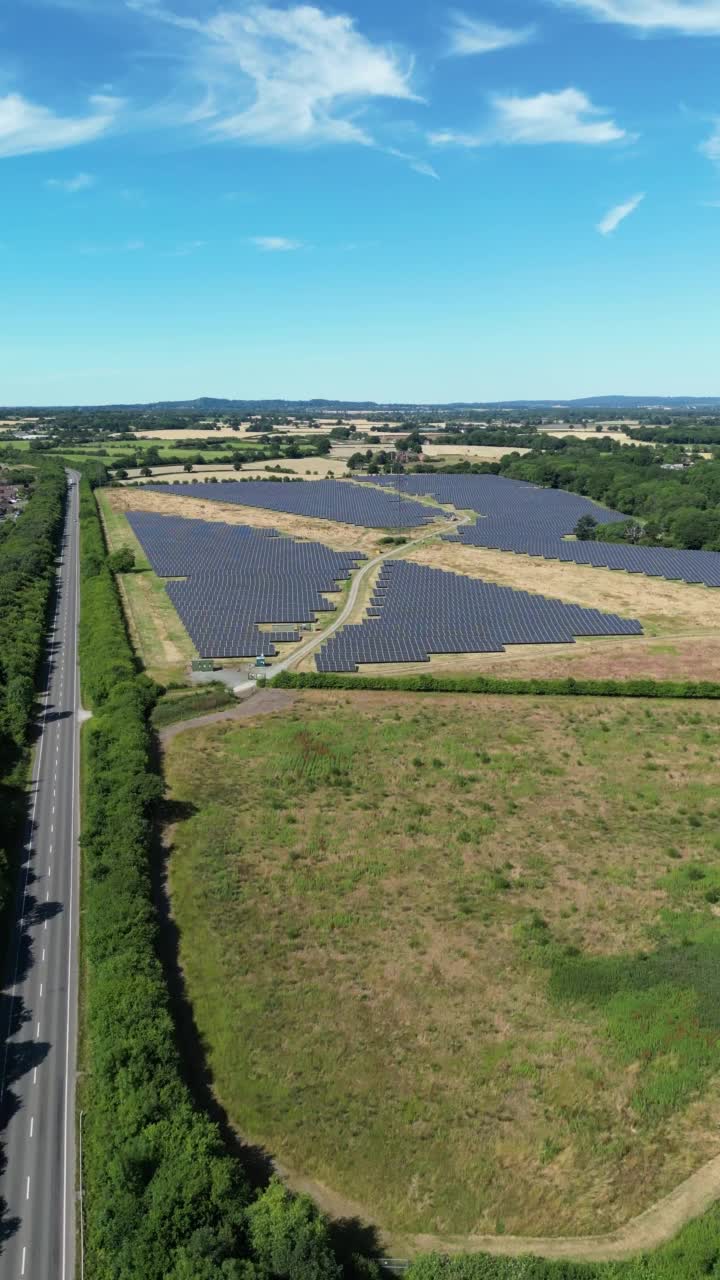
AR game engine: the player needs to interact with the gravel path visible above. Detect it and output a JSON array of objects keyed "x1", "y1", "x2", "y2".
[{"x1": 158, "y1": 690, "x2": 296, "y2": 745}]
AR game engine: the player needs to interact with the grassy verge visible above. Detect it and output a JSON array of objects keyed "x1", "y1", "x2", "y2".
[{"x1": 96, "y1": 488, "x2": 196, "y2": 684}]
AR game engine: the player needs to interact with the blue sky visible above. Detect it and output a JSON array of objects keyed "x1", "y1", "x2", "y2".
[{"x1": 1, "y1": 0, "x2": 719, "y2": 404}]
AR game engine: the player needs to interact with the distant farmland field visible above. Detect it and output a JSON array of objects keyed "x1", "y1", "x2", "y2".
[{"x1": 164, "y1": 691, "x2": 720, "y2": 1244}]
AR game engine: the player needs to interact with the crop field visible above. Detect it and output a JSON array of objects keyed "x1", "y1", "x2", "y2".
[
  {"x1": 423, "y1": 444, "x2": 531, "y2": 462},
  {"x1": 121, "y1": 456, "x2": 349, "y2": 481},
  {"x1": 164, "y1": 691, "x2": 720, "y2": 1245}
]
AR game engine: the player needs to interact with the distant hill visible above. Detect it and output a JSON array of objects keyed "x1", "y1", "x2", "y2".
[
  {"x1": 91, "y1": 395, "x2": 720, "y2": 412},
  {"x1": 4, "y1": 395, "x2": 720, "y2": 412}
]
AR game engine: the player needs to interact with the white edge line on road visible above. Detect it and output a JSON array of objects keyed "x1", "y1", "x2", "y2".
[
  {"x1": 62, "y1": 476, "x2": 80, "y2": 1280},
  {"x1": 0, "y1": 559, "x2": 51, "y2": 1104}
]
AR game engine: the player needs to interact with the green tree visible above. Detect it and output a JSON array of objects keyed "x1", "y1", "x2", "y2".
[
  {"x1": 574, "y1": 515, "x2": 598, "y2": 541},
  {"x1": 247, "y1": 1180, "x2": 341, "y2": 1280},
  {"x1": 108, "y1": 547, "x2": 136, "y2": 573}
]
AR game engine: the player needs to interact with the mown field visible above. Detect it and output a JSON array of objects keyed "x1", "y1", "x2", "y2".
[{"x1": 164, "y1": 691, "x2": 720, "y2": 1244}]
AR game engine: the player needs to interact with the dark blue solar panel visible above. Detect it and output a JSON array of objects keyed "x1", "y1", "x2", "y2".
[
  {"x1": 352, "y1": 474, "x2": 720, "y2": 588},
  {"x1": 127, "y1": 511, "x2": 366, "y2": 658},
  {"x1": 141, "y1": 479, "x2": 442, "y2": 529},
  {"x1": 315, "y1": 561, "x2": 643, "y2": 672}
]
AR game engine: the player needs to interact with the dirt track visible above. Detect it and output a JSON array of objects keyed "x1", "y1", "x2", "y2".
[{"x1": 158, "y1": 690, "x2": 296, "y2": 745}]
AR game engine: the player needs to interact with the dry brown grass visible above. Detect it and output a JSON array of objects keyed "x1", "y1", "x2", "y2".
[{"x1": 423, "y1": 444, "x2": 531, "y2": 462}]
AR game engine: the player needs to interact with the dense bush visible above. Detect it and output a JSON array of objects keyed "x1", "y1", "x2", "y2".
[
  {"x1": 79, "y1": 478, "x2": 354, "y2": 1280},
  {"x1": 269, "y1": 671, "x2": 720, "y2": 700},
  {"x1": 0, "y1": 459, "x2": 66, "y2": 922},
  {"x1": 151, "y1": 683, "x2": 236, "y2": 729}
]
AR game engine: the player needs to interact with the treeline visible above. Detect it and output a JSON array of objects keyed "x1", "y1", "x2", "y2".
[
  {"x1": 0, "y1": 460, "x2": 66, "y2": 922},
  {"x1": 436, "y1": 426, "x2": 540, "y2": 449},
  {"x1": 269, "y1": 671, "x2": 720, "y2": 699},
  {"x1": 628, "y1": 424, "x2": 720, "y2": 446},
  {"x1": 496, "y1": 442, "x2": 720, "y2": 551},
  {"x1": 79, "y1": 477, "x2": 362, "y2": 1279}
]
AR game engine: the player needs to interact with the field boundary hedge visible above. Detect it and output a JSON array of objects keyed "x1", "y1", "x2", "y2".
[{"x1": 268, "y1": 671, "x2": 720, "y2": 699}]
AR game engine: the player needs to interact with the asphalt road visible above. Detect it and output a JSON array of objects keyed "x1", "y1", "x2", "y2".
[{"x1": 0, "y1": 472, "x2": 81, "y2": 1279}]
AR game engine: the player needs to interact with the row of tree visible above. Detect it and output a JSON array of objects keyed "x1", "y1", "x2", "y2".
[
  {"x1": 0, "y1": 460, "x2": 66, "y2": 923},
  {"x1": 78, "y1": 477, "x2": 363, "y2": 1279}
]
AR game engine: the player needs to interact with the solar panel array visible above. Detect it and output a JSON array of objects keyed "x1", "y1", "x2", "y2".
[
  {"x1": 127, "y1": 511, "x2": 366, "y2": 658},
  {"x1": 142, "y1": 479, "x2": 442, "y2": 529},
  {"x1": 352, "y1": 474, "x2": 720, "y2": 588},
  {"x1": 316, "y1": 561, "x2": 643, "y2": 672}
]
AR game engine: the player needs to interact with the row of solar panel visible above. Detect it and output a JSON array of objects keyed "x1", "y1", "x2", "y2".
[
  {"x1": 352, "y1": 474, "x2": 720, "y2": 588},
  {"x1": 142, "y1": 480, "x2": 442, "y2": 529},
  {"x1": 128, "y1": 513, "x2": 357, "y2": 658},
  {"x1": 315, "y1": 561, "x2": 642, "y2": 671}
]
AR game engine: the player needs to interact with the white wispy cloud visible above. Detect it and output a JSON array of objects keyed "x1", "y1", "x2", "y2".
[
  {"x1": 133, "y1": 3, "x2": 418, "y2": 148},
  {"x1": 447, "y1": 11, "x2": 535, "y2": 55},
  {"x1": 700, "y1": 122, "x2": 720, "y2": 161},
  {"x1": 409, "y1": 159, "x2": 440, "y2": 179},
  {"x1": 250, "y1": 236, "x2": 303, "y2": 251},
  {"x1": 46, "y1": 172, "x2": 95, "y2": 193},
  {"x1": 552, "y1": 0, "x2": 720, "y2": 35},
  {"x1": 430, "y1": 88, "x2": 628, "y2": 147},
  {"x1": 0, "y1": 93, "x2": 121, "y2": 159},
  {"x1": 597, "y1": 192, "x2": 645, "y2": 234}
]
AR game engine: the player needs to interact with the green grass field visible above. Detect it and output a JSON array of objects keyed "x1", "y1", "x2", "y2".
[{"x1": 163, "y1": 691, "x2": 720, "y2": 1241}]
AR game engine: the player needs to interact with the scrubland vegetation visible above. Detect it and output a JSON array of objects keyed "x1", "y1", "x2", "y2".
[{"x1": 163, "y1": 691, "x2": 720, "y2": 1240}]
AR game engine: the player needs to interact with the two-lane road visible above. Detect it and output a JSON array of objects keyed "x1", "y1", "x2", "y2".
[{"x1": 1, "y1": 472, "x2": 81, "y2": 1278}]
